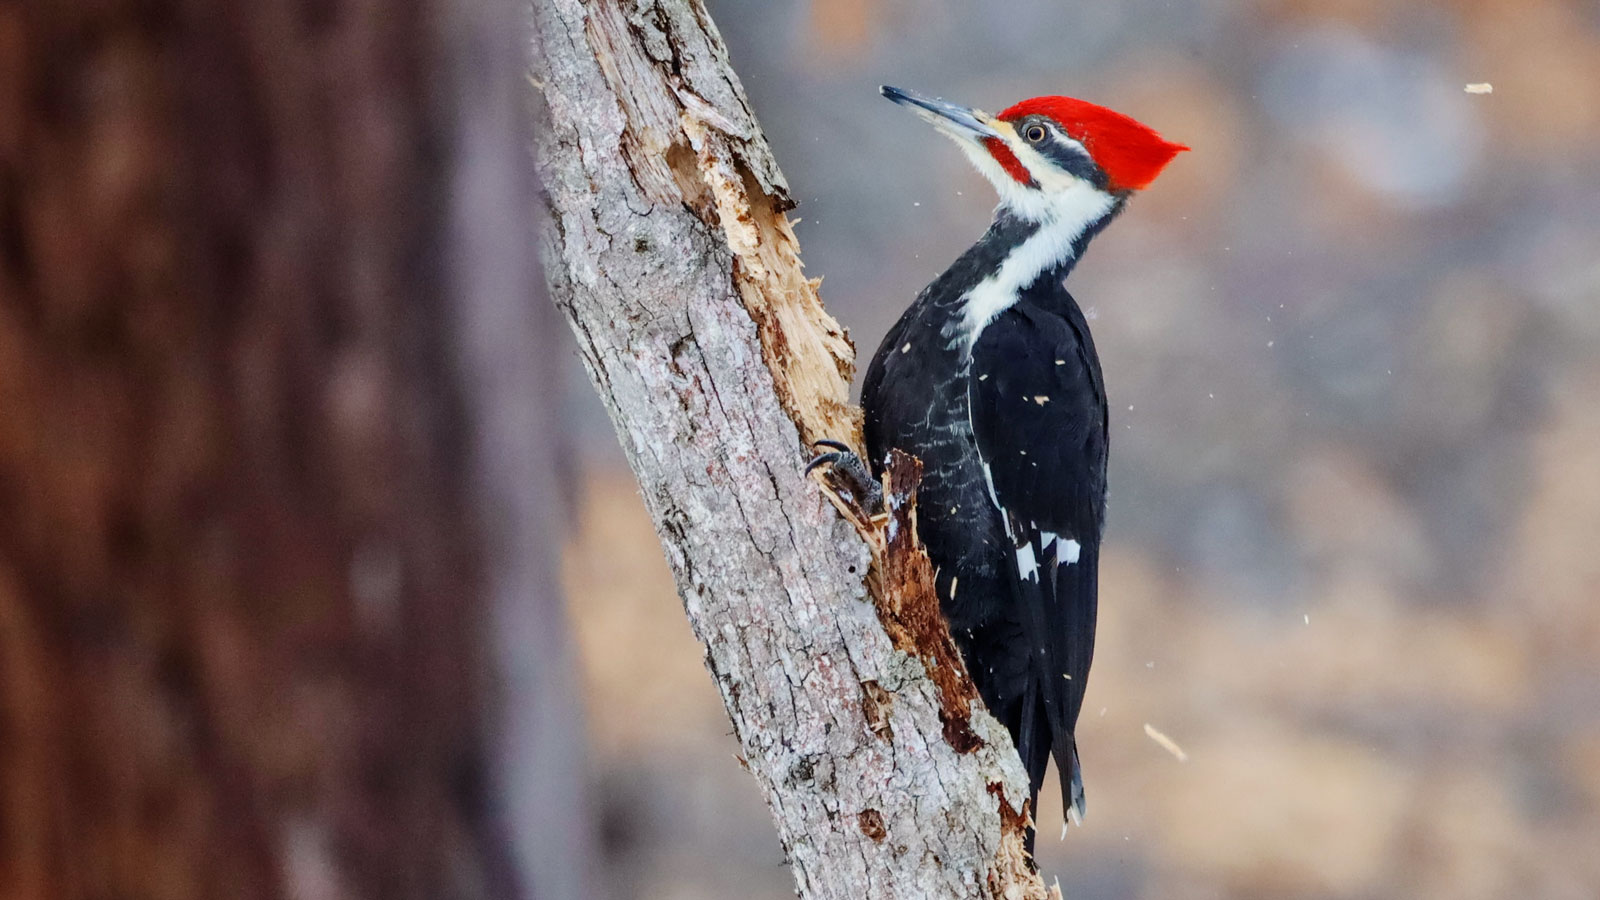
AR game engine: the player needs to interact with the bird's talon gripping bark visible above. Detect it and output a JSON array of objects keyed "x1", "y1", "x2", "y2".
[
  {"x1": 806, "y1": 441, "x2": 886, "y2": 521},
  {"x1": 803, "y1": 450, "x2": 843, "y2": 477}
]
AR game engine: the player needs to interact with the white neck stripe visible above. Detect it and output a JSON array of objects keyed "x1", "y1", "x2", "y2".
[{"x1": 954, "y1": 181, "x2": 1115, "y2": 352}]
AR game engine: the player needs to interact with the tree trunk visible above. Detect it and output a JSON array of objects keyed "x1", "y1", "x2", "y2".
[
  {"x1": 530, "y1": 2, "x2": 1058, "y2": 897},
  {"x1": 0, "y1": 0, "x2": 589, "y2": 897}
]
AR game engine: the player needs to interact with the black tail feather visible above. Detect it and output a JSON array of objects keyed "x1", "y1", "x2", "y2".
[{"x1": 1057, "y1": 736, "x2": 1085, "y2": 827}]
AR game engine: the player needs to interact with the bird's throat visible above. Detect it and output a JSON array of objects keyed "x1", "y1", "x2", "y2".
[{"x1": 954, "y1": 190, "x2": 1121, "y2": 352}]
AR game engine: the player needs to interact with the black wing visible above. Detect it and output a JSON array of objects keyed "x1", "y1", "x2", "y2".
[{"x1": 967, "y1": 298, "x2": 1107, "y2": 824}]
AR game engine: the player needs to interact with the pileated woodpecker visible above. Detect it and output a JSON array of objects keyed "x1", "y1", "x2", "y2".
[{"x1": 815, "y1": 86, "x2": 1185, "y2": 839}]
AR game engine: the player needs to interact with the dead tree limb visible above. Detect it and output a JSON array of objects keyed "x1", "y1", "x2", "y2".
[{"x1": 530, "y1": 2, "x2": 1059, "y2": 896}]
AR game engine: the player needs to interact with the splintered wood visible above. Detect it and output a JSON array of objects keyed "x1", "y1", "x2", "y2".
[
  {"x1": 816, "y1": 449, "x2": 1056, "y2": 898},
  {"x1": 817, "y1": 450, "x2": 985, "y2": 752},
  {"x1": 1143, "y1": 723, "x2": 1190, "y2": 762},
  {"x1": 679, "y1": 112, "x2": 859, "y2": 450}
]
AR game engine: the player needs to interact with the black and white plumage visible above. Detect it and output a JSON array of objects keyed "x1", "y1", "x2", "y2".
[{"x1": 857, "y1": 86, "x2": 1185, "y2": 839}]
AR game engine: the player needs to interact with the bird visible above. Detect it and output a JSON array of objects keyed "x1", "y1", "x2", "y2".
[{"x1": 815, "y1": 85, "x2": 1186, "y2": 844}]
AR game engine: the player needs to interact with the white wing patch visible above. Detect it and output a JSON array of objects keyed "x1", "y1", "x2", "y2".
[
  {"x1": 1059, "y1": 536, "x2": 1082, "y2": 565},
  {"x1": 1014, "y1": 530, "x2": 1081, "y2": 583},
  {"x1": 1040, "y1": 531, "x2": 1060, "y2": 556},
  {"x1": 968, "y1": 367, "x2": 1082, "y2": 585},
  {"x1": 1016, "y1": 543, "x2": 1039, "y2": 582}
]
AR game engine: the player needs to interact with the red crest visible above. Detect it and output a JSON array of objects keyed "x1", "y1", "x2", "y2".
[{"x1": 998, "y1": 96, "x2": 1188, "y2": 192}]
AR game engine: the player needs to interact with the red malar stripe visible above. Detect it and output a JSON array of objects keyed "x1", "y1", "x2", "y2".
[{"x1": 983, "y1": 137, "x2": 1035, "y2": 186}]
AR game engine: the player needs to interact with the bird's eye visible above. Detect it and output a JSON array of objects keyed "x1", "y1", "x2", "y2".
[{"x1": 1024, "y1": 124, "x2": 1047, "y2": 143}]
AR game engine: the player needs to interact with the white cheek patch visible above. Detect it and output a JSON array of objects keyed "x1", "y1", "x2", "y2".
[{"x1": 954, "y1": 139, "x2": 1044, "y2": 217}]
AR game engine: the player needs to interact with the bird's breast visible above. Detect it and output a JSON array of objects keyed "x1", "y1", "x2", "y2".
[{"x1": 866, "y1": 308, "x2": 1009, "y2": 579}]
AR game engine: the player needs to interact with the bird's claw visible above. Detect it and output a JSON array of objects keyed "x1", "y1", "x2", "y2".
[
  {"x1": 804, "y1": 439, "x2": 856, "y2": 475},
  {"x1": 805, "y1": 439, "x2": 886, "y2": 521}
]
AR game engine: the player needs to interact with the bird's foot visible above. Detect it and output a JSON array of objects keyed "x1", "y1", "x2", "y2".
[{"x1": 805, "y1": 439, "x2": 886, "y2": 525}]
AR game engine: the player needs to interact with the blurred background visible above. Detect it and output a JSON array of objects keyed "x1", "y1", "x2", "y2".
[
  {"x1": 568, "y1": 1, "x2": 1600, "y2": 898},
  {"x1": 7, "y1": 0, "x2": 1598, "y2": 897}
]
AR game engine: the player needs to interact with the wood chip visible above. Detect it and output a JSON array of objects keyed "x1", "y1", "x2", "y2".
[{"x1": 1143, "y1": 723, "x2": 1189, "y2": 762}]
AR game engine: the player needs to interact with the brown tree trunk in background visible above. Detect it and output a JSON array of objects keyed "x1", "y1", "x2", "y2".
[
  {"x1": 531, "y1": 1, "x2": 1058, "y2": 897},
  {"x1": 0, "y1": 0, "x2": 592, "y2": 898}
]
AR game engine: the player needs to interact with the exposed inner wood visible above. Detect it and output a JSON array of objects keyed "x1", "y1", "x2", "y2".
[{"x1": 680, "y1": 113, "x2": 860, "y2": 449}]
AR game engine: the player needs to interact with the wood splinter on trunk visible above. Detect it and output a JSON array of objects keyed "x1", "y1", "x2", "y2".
[
  {"x1": 813, "y1": 451, "x2": 1054, "y2": 899},
  {"x1": 812, "y1": 452, "x2": 1054, "y2": 900},
  {"x1": 814, "y1": 449, "x2": 985, "y2": 753}
]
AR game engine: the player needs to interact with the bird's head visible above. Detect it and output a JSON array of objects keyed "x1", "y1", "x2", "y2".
[{"x1": 881, "y1": 85, "x2": 1188, "y2": 223}]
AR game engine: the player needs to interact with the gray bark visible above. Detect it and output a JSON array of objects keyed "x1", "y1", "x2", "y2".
[{"x1": 528, "y1": 2, "x2": 1060, "y2": 897}]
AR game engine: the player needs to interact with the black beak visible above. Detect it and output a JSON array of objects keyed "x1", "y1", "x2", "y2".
[{"x1": 881, "y1": 85, "x2": 1001, "y2": 141}]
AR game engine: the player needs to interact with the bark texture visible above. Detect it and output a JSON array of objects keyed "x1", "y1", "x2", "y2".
[
  {"x1": 0, "y1": 0, "x2": 586, "y2": 897},
  {"x1": 530, "y1": 1, "x2": 1059, "y2": 896}
]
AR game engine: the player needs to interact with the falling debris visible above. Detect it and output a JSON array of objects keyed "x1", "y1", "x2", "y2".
[
  {"x1": 1143, "y1": 723, "x2": 1189, "y2": 762},
  {"x1": 1464, "y1": 82, "x2": 1493, "y2": 94},
  {"x1": 1304, "y1": 613, "x2": 1311, "y2": 625}
]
